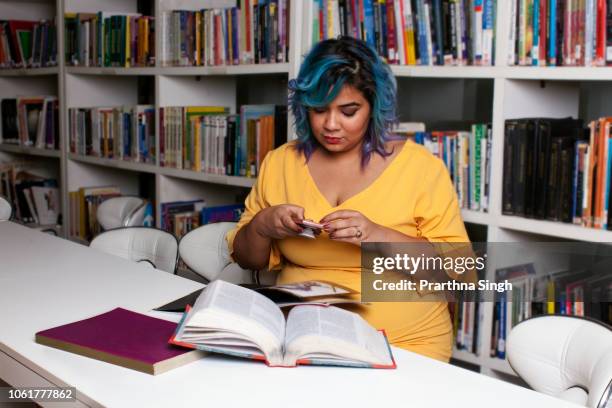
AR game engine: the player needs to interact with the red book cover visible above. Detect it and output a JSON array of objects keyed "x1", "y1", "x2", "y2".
[
  {"x1": 35, "y1": 308, "x2": 204, "y2": 375},
  {"x1": 386, "y1": 0, "x2": 397, "y2": 63},
  {"x1": 7, "y1": 20, "x2": 36, "y2": 67}
]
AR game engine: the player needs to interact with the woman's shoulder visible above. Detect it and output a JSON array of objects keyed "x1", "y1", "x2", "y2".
[{"x1": 264, "y1": 140, "x2": 301, "y2": 164}]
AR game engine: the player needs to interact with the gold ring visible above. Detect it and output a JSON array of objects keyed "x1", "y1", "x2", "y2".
[{"x1": 355, "y1": 228, "x2": 362, "y2": 238}]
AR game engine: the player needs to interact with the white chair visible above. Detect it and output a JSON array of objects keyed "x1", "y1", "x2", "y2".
[
  {"x1": 96, "y1": 196, "x2": 147, "y2": 231},
  {"x1": 90, "y1": 227, "x2": 179, "y2": 274},
  {"x1": 0, "y1": 196, "x2": 12, "y2": 221},
  {"x1": 178, "y1": 222, "x2": 276, "y2": 284},
  {"x1": 507, "y1": 315, "x2": 612, "y2": 408}
]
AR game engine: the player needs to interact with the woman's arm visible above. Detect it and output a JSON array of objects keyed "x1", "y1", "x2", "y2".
[{"x1": 232, "y1": 205, "x2": 306, "y2": 271}]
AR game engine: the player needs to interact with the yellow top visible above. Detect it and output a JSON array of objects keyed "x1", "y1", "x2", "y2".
[{"x1": 226, "y1": 140, "x2": 469, "y2": 362}]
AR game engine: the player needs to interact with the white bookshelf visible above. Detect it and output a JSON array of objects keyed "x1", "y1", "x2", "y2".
[{"x1": 1, "y1": 0, "x2": 610, "y2": 384}]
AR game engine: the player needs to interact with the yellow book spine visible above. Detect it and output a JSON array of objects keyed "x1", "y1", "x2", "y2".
[
  {"x1": 125, "y1": 17, "x2": 131, "y2": 68},
  {"x1": 195, "y1": 11, "x2": 202, "y2": 66}
]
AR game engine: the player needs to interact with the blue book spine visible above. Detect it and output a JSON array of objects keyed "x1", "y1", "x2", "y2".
[
  {"x1": 548, "y1": 0, "x2": 557, "y2": 65},
  {"x1": 416, "y1": 0, "x2": 429, "y2": 65},
  {"x1": 532, "y1": 0, "x2": 540, "y2": 65},
  {"x1": 232, "y1": 8, "x2": 239, "y2": 64},
  {"x1": 364, "y1": 0, "x2": 376, "y2": 49},
  {"x1": 497, "y1": 290, "x2": 506, "y2": 359},
  {"x1": 433, "y1": 0, "x2": 444, "y2": 65}
]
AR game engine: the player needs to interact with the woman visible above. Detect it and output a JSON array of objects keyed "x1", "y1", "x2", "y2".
[{"x1": 227, "y1": 37, "x2": 469, "y2": 362}]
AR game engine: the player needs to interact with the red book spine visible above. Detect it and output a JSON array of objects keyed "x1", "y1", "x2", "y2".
[
  {"x1": 540, "y1": 0, "x2": 548, "y2": 64},
  {"x1": 596, "y1": 0, "x2": 607, "y2": 64},
  {"x1": 386, "y1": 0, "x2": 397, "y2": 63}
]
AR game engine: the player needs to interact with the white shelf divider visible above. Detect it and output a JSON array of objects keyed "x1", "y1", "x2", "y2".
[{"x1": 0, "y1": 144, "x2": 61, "y2": 158}]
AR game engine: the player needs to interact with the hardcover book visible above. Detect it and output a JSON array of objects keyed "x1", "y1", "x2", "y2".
[
  {"x1": 35, "y1": 308, "x2": 205, "y2": 375},
  {"x1": 169, "y1": 280, "x2": 395, "y2": 368}
]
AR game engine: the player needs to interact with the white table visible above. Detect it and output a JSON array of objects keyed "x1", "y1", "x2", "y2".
[{"x1": 0, "y1": 222, "x2": 578, "y2": 408}]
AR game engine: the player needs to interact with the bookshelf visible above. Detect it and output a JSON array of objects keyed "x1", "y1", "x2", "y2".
[{"x1": 0, "y1": 0, "x2": 610, "y2": 384}]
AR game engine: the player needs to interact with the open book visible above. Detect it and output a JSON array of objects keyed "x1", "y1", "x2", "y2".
[{"x1": 169, "y1": 280, "x2": 396, "y2": 368}]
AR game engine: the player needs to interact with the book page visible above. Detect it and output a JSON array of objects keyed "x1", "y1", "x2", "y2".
[
  {"x1": 188, "y1": 280, "x2": 286, "y2": 348},
  {"x1": 284, "y1": 306, "x2": 392, "y2": 366}
]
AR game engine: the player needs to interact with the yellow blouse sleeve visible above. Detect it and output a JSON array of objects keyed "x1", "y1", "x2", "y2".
[
  {"x1": 413, "y1": 158, "x2": 476, "y2": 283},
  {"x1": 413, "y1": 158, "x2": 468, "y2": 243},
  {"x1": 225, "y1": 152, "x2": 283, "y2": 271}
]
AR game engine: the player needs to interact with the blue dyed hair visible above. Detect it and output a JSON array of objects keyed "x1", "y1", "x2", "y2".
[{"x1": 288, "y1": 36, "x2": 398, "y2": 166}]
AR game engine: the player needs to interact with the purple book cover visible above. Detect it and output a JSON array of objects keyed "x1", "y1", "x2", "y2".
[{"x1": 36, "y1": 308, "x2": 191, "y2": 365}]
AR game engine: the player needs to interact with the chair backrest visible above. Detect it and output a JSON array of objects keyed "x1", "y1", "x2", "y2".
[
  {"x1": 179, "y1": 222, "x2": 256, "y2": 284},
  {"x1": 507, "y1": 315, "x2": 612, "y2": 408},
  {"x1": 90, "y1": 227, "x2": 178, "y2": 273},
  {"x1": 96, "y1": 196, "x2": 147, "y2": 231},
  {"x1": 0, "y1": 196, "x2": 12, "y2": 221}
]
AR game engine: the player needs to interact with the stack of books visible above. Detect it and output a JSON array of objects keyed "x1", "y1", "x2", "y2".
[
  {"x1": 68, "y1": 105, "x2": 156, "y2": 163},
  {"x1": 0, "y1": 20, "x2": 57, "y2": 69},
  {"x1": 1, "y1": 97, "x2": 59, "y2": 150},
  {"x1": 310, "y1": 0, "x2": 496, "y2": 66},
  {"x1": 64, "y1": 12, "x2": 155, "y2": 67},
  {"x1": 507, "y1": 0, "x2": 612, "y2": 67},
  {"x1": 160, "y1": 2, "x2": 290, "y2": 66}
]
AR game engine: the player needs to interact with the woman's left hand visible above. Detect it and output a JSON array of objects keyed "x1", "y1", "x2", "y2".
[{"x1": 319, "y1": 210, "x2": 387, "y2": 246}]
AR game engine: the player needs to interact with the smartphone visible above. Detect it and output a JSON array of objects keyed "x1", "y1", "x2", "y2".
[{"x1": 298, "y1": 220, "x2": 324, "y2": 230}]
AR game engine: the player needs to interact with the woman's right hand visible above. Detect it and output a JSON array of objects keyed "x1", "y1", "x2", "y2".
[{"x1": 252, "y1": 204, "x2": 305, "y2": 239}]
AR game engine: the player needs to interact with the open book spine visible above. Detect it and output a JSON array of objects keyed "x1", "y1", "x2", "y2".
[{"x1": 168, "y1": 306, "x2": 267, "y2": 362}]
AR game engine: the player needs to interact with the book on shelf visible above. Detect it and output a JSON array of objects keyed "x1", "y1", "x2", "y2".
[
  {"x1": 308, "y1": 0, "x2": 496, "y2": 66},
  {"x1": 392, "y1": 123, "x2": 492, "y2": 212},
  {"x1": 35, "y1": 308, "x2": 205, "y2": 375},
  {"x1": 160, "y1": 1, "x2": 290, "y2": 67},
  {"x1": 161, "y1": 201, "x2": 245, "y2": 238},
  {"x1": 161, "y1": 199, "x2": 206, "y2": 238},
  {"x1": 239, "y1": 104, "x2": 287, "y2": 177},
  {"x1": 0, "y1": 97, "x2": 59, "y2": 150},
  {"x1": 159, "y1": 104, "x2": 287, "y2": 178},
  {"x1": 69, "y1": 186, "x2": 121, "y2": 240},
  {"x1": 0, "y1": 164, "x2": 58, "y2": 226},
  {"x1": 159, "y1": 106, "x2": 228, "y2": 170},
  {"x1": 64, "y1": 12, "x2": 155, "y2": 67},
  {"x1": 169, "y1": 280, "x2": 396, "y2": 368},
  {"x1": 507, "y1": 0, "x2": 611, "y2": 67},
  {"x1": 452, "y1": 295, "x2": 483, "y2": 355},
  {"x1": 0, "y1": 20, "x2": 57, "y2": 69},
  {"x1": 489, "y1": 263, "x2": 611, "y2": 360},
  {"x1": 68, "y1": 105, "x2": 156, "y2": 163},
  {"x1": 503, "y1": 116, "x2": 612, "y2": 230}
]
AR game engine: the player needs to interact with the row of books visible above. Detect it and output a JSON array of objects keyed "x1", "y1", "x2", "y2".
[
  {"x1": 507, "y1": 0, "x2": 612, "y2": 67},
  {"x1": 393, "y1": 123, "x2": 492, "y2": 211},
  {"x1": 0, "y1": 97, "x2": 59, "y2": 150},
  {"x1": 161, "y1": 1, "x2": 290, "y2": 67},
  {"x1": 0, "y1": 163, "x2": 59, "y2": 226},
  {"x1": 65, "y1": 12, "x2": 155, "y2": 67},
  {"x1": 68, "y1": 105, "x2": 156, "y2": 164},
  {"x1": 502, "y1": 116, "x2": 612, "y2": 229},
  {"x1": 311, "y1": 0, "x2": 496, "y2": 66},
  {"x1": 0, "y1": 20, "x2": 57, "y2": 69},
  {"x1": 160, "y1": 104, "x2": 287, "y2": 178},
  {"x1": 452, "y1": 297, "x2": 482, "y2": 354},
  {"x1": 161, "y1": 200, "x2": 244, "y2": 238},
  {"x1": 490, "y1": 264, "x2": 611, "y2": 359}
]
